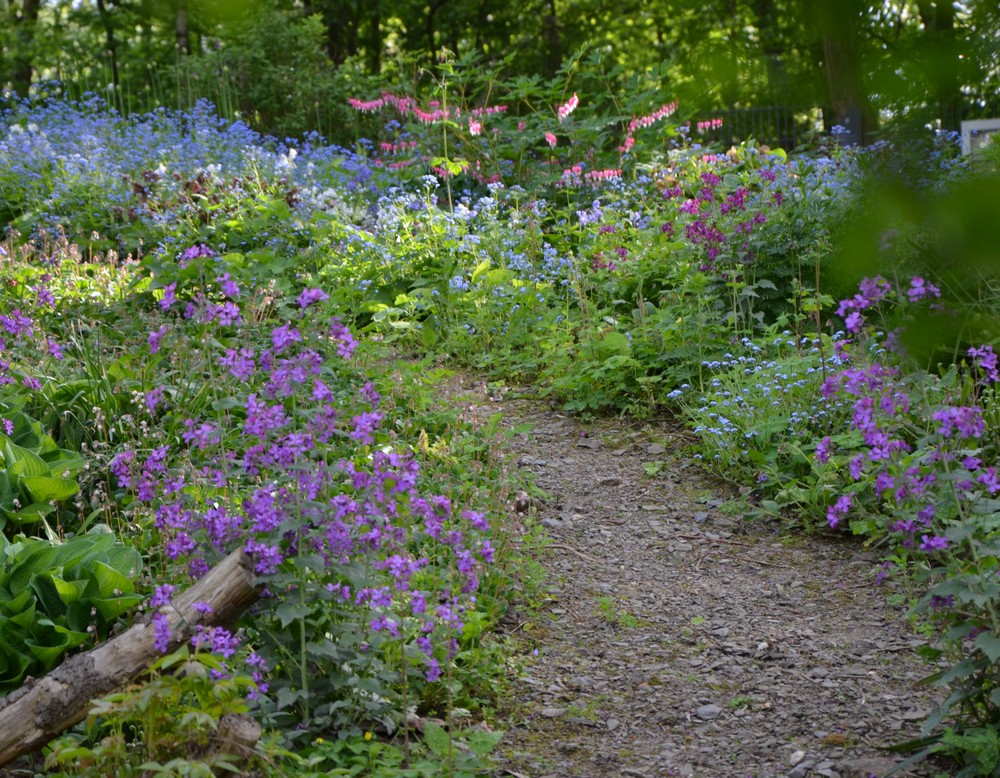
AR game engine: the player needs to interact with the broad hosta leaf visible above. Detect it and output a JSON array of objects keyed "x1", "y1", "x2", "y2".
[
  {"x1": 86, "y1": 561, "x2": 136, "y2": 599},
  {"x1": 90, "y1": 593, "x2": 143, "y2": 622},
  {"x1": 4, "y1": 502, "x2": 55, "y2": 525},
  {"x1": 4, "y1": 543, "x2": 58, "y2": 590},
  {"x1": 52, "y1": 532, "x2": 116, "y2": 572},
  {"x1": 3, "y1": 439, "x2": 50, "y2": 479},
  {"x1": 23, "y1": 476, "x2": 78, "y2": 504},
  {"x1": 0, "y1": 588, "x2": 35, "y2": 617},
  {"x1": 102, "y1": 545, "x2": 142, "y2": 580},
  {"x1": 31, "y1": 574, "x2": 71, "y2": 619}
]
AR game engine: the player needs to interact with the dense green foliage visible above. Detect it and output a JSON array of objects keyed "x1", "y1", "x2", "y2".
[
  {"x1": 2, "y1": 1, "x2": 999, "y2": 144},
  {"x1": 2, "y1": 29, "x2": 1000, "y2": 775}
]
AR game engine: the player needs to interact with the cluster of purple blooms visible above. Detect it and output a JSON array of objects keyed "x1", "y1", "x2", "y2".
[
  {"x1": 125, "y1": 277, "x2": 494, "y2": 690},
  {"x1": 665, "y1": 167, "x2": 781, "y2": 272},
  {"x1": 817, "y1": 276, "x2": 999, "y2": 561}
]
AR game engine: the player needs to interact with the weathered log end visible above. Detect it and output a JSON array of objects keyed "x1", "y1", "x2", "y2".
[{"x1": 0, "y1": 550, "x2": 259, "y2": 768}]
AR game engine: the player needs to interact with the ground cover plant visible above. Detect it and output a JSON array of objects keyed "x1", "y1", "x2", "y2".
[{"x1": 1, "y1": 56, "x2": 999, "y2": 774}]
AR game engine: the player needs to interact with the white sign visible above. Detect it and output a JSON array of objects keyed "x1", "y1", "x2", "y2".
[{"x1": 960, "y1": 118, "x2": 1000, "y2": 155}]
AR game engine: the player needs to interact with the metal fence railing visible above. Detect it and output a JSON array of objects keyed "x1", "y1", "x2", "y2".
[{"x1": 692, "y1": 99, "x2": 1000, "y2": 149}]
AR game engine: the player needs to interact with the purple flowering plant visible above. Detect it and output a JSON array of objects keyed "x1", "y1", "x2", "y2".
[
  {"x1": 809, "y1": 276, "x2": 1000, "y2": 752},
  {"x1": 108, "y1": 280, "x2": 498, "y2": 739}
]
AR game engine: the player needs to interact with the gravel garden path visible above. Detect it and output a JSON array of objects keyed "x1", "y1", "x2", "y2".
[{"x1": 447, "y1": 378, "x2": 945, "y2": 778}]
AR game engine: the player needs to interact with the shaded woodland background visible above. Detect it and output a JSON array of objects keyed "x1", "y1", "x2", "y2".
[{"x1": 1, "y1": 0, "x2": 998, "y2": 145}]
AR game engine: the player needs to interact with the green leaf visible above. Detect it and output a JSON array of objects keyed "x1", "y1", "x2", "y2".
[
  {"x1": 276, "y1": 685, "x2": 307, "y2": 710},
  {"x1": 3, "y1": 439, "x2": 49, "y2": 478},
  {"x1": 90, "y1": 593, "x2": 143, "y2": 622},
  {"x1": 4, "y1": 502, "x2": 55, "y2": 524},
  {"x1": 275, "y1": 602, "x2": 313, "y2": 629},
  {"x1": 423, "y1": 721, "x2": 451, "y2": 758},
  {"x1": 468, "y1": 729, "x2": 504, "y2": 757},
  {"x1": 86, "y1": 561, "x2": 136, "y2": 599},
  {"x1": 23, "y1": 476, "x2": 78, "y2": 503},
  {"x1": 975, "y1": 632, "x2": 1000, "y2": 663},
  {"x1": 52, "y1": 531, "x2": 116, "y2": 572},
  {"x1": 471, "y1": 259, "x2": 491, "y2": 284},
  {"x1": 4, "y1": 542, "x2": 58, "y2": 590},
  {"x1": 0, "y1": 588, "x2": 34, "y2": 617},
  {"x1": 31, "y1": 574, "x2": 74, "y2": 618}
]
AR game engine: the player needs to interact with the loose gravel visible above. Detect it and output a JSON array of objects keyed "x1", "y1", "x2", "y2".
[{"x1": 448, "y1": 382, "x2": 948, "y2": 778}]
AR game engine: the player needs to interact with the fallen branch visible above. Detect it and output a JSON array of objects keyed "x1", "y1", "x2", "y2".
[{"x1": 0, "y1": 549, "x2": 258, "y2": 768}]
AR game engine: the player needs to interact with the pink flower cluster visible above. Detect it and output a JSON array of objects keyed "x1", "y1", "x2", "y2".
[
  {"x1": 557, "y1": 93, "x2": 579, "y2": 122},
  {"x1": 620, "y1": 102, "x2": 678, "y2": 154},
  {"x1": 468, "y1": 105, "x2": 507, "y2": 117},
  {"x1": 348, "y1": 92, "x2": 417, "y2": 114},
  {"x1": 627, "y1": 102, "x2": 678, "y2": 134},
  {"x1": 379, "y1": 140, "x2": 418, "y2": 155},
  {"x1": 348, "y1": 91, "x2": 508, "y2": 128},
  {"x1": 697, "y1": 118, "x2": 724, "y2": 133},
  {"x1": 584, "y1": 168, "x2": 622, "y2": 185}
]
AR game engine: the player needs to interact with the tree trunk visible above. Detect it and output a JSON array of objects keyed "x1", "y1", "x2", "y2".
[
  {"x1": 95, "y1": 0, "x2": 121, "y2": 97},
  {"x1": 917, "y1": 0, "x2": 960, "y2": 130},
  {"x1": 542, "y1": 0, "x2": 560, "y2": 78},
  {"x1": 11, "y1": 0, "x2": 41, "y2": 98},
  {"x1": 175, "y1": 0, "x2": 191, "y2": 55},
  {"x1": 751, "y1": 0, "x2": 788, "y2": 102},
  {"x1": 813, "y1": 0, "x2": 878, "y2": 144},
  {"x1": 365, "y1": 1, "x2": 381, "y2": 74},
  {"x1": 0, "y1": 550, "x2": 258, "y2": 768}
]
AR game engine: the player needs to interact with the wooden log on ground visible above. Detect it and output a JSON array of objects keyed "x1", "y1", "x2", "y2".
[{"x1": 0, "y1": 549, "x2": 258, "y2": 768}]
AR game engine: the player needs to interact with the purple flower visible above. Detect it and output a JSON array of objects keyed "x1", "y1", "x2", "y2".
[
  {"x1": 350, "y1": 411, "x2": 382, "y2": 445},
  {"x1": 47, "y1": 339, "x2": 63, "y2": 359},
  {"x1": 215, "y1": 302, "x2": 242, "y2": 326},
  {"x1": 182, "y1": 419, "x2": 221, "y2": 448},
  {"x1": 150, "y1": 583, "x2": 176, "y2": 608},
  {"x1": 144, "y1": 387, "x2": 165, "y2": 413},
  {"x1": 220, "y1": 347, "x2": 255, "y2": 380},
  {"x1": 216, "y1": 273, "x2": 241, "y2": 299},
  {"x1": 297, "y1": 287, "x2": 330, "y2": 308},
  {"x1": 159, "y1": 282, "x2": 177, "y2": 310},
  {"x1": 244, "y1": 540, "x2": 284, "y2": 574},
  {"x1": 874, "y1": 471, "x2": 895, "y2": 497},
  {"x1": 110, "y1": 450, "x2": 136, "y2": 488},
  {"x1": 370, "y1": 615, "x2": 400, "y2": 637},
  {"x1": 270, "y1": 323, "x2": 302, "y2": 354},
  {"x1": 931, "y1": 406, "x2": 985, "y2": 439},
  {"x1": 907, "y1": 276, "x2": 941, "y2": 302},
  {"x1": 330, "y1": 318, "x2": 357, "y2": 359},
  {"x1": 826, "y1": 493, "x2": 852, "y2": 529},
  {"x1": 153, "y1": 612, "x2": 171, "y2": 653},
  {"x1": 969, "y1": 345, "x2": 999, "y2": 384},
  {"x1": 33, "y1": 284, "x2": 55, "y2": 309},
  {"x1": 919, "y1": 534, "x2": 948, "y2": 552},
  {"x1": 148, "y1": 325, "x2": 167, "y2": 354},
  {"x1": 191, "y1": 625, "x2": 240, "y2": 658},
  {"x1": 463, "y1": 510, "x2": 490, "y2": 531},
  {"x1": 977, "y1": 467, "x2": 1000, "y2": 494}
]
